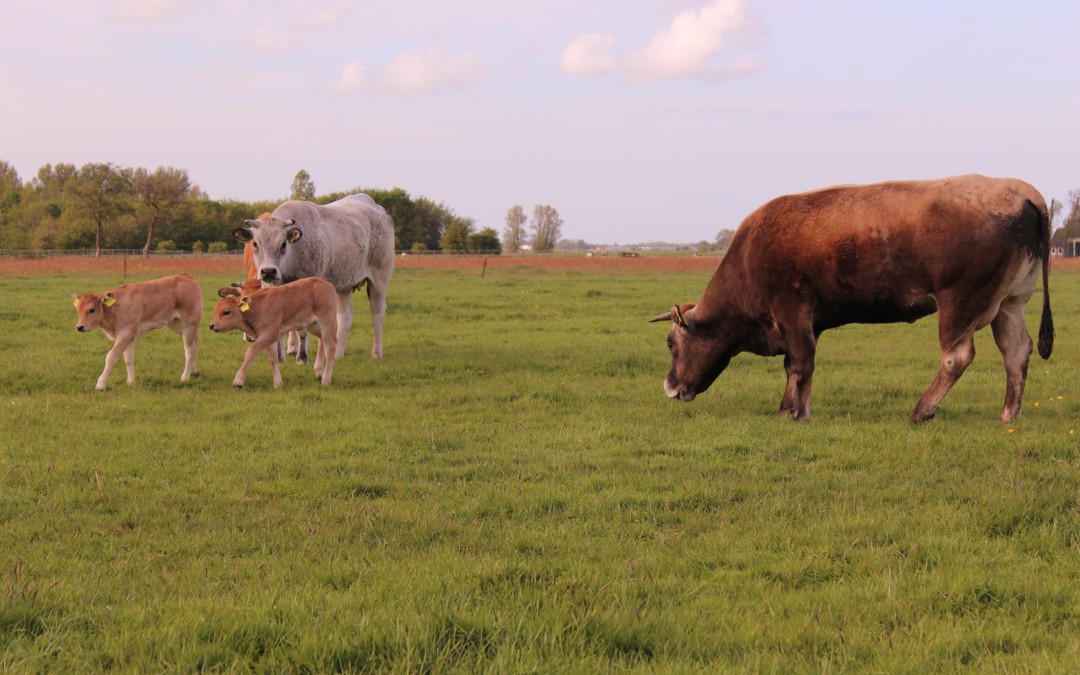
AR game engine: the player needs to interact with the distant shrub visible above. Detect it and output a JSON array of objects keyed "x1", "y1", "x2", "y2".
[
  {"x1": 155, "y1": 240, "x2": 177, "y2": 251},
  {"x1": 411, "y1": 242, "x2": 428, "y2": 253},
  {"x1": 207, "y1": 241, "x2": 229, "y2": 253},
  {"x1": 191, "y1": 240, "x2": 205, "y2": 253}
]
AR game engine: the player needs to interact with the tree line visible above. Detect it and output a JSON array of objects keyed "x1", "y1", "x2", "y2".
[{"x1": 0, "y1": 162, "x2": 509, "y2": 256}]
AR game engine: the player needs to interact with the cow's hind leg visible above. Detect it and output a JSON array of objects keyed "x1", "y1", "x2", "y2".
[
  {"x1": 335, "y1": 291, "x2": 353, "y2": 358},
  {"x1": 367, "y1": 278, "x2": 387, "y2": 360},
  {"x1": 991, "y1": 296, "x2": 1034, "y2": 423}
]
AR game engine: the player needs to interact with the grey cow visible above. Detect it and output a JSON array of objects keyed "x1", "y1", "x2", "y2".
[{"x1": 233, "y1": 194, "x2": 395, "y2": 359}]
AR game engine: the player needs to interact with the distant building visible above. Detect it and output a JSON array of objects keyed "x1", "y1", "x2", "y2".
[{"x1": 1051, "y1": 229, "x2": 1080, "y2": 258}]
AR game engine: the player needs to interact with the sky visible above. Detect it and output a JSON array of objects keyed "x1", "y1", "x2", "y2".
[{"x1": 3, "y1": 0, "x2": 1079, "y2": 244}]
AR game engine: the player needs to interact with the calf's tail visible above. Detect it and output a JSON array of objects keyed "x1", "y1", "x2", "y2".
[{"x1": 1035, "y1": 199, "x2": 1054, "y2": 359}]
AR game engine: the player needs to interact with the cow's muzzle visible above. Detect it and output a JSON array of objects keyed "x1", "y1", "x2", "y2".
[
  {"x1": 259, "y1": 267, "x2": 280, "y2": 283},
  {"x1": 664, "y1": 379, "x2": 696, "y2": 402},
  {"x1": 77, "y1": 325, "x2": 88, "y2": 332}
]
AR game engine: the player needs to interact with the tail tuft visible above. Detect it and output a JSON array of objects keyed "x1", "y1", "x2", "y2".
[{"x1": 1038, "y1": 300, "x2": 1054, "y2": 360}]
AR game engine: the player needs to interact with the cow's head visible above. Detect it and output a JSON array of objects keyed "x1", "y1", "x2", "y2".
[
  {"x1": 650, "y1": 303, "x2": 733, "y2": 402},
  {"x1": 232, "y1": 216, "x2": 302, "y2": 285},
  {"x1": 209, "y1": 295, "x2": 251, "y2": 333},
  {"x1": 71, "y1": 292, "x2": 116, "y2": 332}
]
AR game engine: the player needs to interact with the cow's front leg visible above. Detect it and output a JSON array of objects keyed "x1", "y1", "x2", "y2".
[
  {"x1": 779, "y1": 328, "x2": 816, "y2": 421},
  {"x1": 779, "y1": 354, "x2": 796, "y2": 415},
  {"x1": 335, "y1": 291, "x2": 353, "y2": 358},
  {"x1": 97, "y1": 333, "x2": 134, "y2": 390}
]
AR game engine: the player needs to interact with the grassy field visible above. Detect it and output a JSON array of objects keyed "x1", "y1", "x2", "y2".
[{"x1": 2, "y1": 259, "x2": 1079, "y2": 672}]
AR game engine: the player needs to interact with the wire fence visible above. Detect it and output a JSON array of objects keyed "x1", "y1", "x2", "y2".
[{"x1": 0, "y1": 248, "x2": 595, "y2": 260}]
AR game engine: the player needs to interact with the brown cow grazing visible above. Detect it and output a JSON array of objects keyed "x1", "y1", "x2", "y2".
[
  {"x1": 71, "y1": 274, "x2": 202, "y2": 391},
  {"x1": 209, "y1": 276, "x2": 338, "y2": 389},
  {"x1": 652, "y1": 175, "x2": 1054, "y2": 423}
]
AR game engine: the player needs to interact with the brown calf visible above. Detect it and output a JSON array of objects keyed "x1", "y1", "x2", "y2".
[
  {"x1": 71, "y1": 274, "x2": 202, "y2": 390},
  {"x1": 209, "y1": 276, "x2": 338, "y2": 388}
]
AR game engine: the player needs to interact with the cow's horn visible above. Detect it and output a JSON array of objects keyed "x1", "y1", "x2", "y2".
[{"x1": 648, "y1": 311, "x2": 673, "y2": 323}]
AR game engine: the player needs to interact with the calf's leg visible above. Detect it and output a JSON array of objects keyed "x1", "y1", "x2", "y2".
[
  {"x1": 181, "y1": 322, "x2": 199, "y2": 382},
  {"x1": 233, "y1": 336, "x2": 278, "y2": 389},
  {"x1": 97, "y1": 333, "x2": 135, "y2": 390}
]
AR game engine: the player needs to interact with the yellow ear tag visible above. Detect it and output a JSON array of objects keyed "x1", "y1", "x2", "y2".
[
  {"x1": 239, "y1": 301, "x2": 250, "y2": 312},
  {"x1": 72, "y1": 299, "x2": 80, "y2": 308},
  {"x1": 103, "y1": 296, "x2": 117, "y2": 307}
]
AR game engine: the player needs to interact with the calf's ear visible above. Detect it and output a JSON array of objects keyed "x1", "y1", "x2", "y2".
[
  {"x1": 103, "y1": 293, "x2": 117, "y2": 307},
  {"x1": 233, "y1": 228, "x2": 254, "y2": 243},
  {"x1": 218, "y1": 287, "x2": 241, "y2": 298},
  {"x1": 70, "y1": 293, "x2": 80, "y2": 307}
]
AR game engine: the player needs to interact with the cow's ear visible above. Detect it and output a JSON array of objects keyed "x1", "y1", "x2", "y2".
[
  {"x1": 286, "y1": 227, "x2": 302, "y2": 244},
  {"x1": 672, "y1": 305, "x2": 686, "y2": 328},
  {"x1": 677, "y1": 303, "x2": 697, "y2": 330},
  {"x1": 233, "y1": 228, "x2": 253, "y2": 243},
  {"x1": 103, "y1": 293, "x2": 117, "y2": 308}
]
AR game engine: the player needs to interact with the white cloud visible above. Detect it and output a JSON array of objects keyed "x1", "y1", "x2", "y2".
[
  {"x1": 559, "y1": 34, "x2": 618, "y2": 77},
  {"x1": 558, "y1": 0, "x2": 763, "y2": 84},
  {"x1": 250, "y1": 25, "x2": 292, "y2": 55},
  {"x1": 382, "y1": 49, "x2": 485, "y2": 96},
  {"x1": 627, "y1": 0, "x2": 755, "y2": 82},
  {"x1": 337, "y1": 59, "x2": 369, "y2": 93},
  {"x1": 334, "y1": 49, "x2": 484, "y2": 97}
]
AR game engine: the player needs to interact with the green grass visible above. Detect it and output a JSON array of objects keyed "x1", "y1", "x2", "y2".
[{"x1": 2, "y1": 265, "x2": 1080, "y2": 672}]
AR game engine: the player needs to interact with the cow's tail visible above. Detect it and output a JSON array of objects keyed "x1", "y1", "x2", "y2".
[{"x1": 1035, "y1": 199, "x2": 1054, "y2": 360}]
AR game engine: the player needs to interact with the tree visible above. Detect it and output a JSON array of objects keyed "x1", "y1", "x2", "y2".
[
  {"x1": 134, "y1": 166, "x2": 191, "y2": 257},
  {"x1": 503, "y1": 205, "x2": 527, "y2": 253},
  {"x1": 31, "y1": 163, "x2": 76, "y2": 199},
  {"x1": 714, "y1": 228, "x2": 736, "y2": 252},
  {"x1": 0, "y1": 161, "x2": 23, "y2": 249},
  {"x1": 467, "y1": 227, "x2": 501, "y2": 253},
  {"x1": 64, "y1": 163, "x2": 134, "y2": 257},
  {"x1": 440, "y1": 217, "x2": 474, "y2": 252},
  {"x1": 291, "y1": 169, "x2": 316, "y2": 201},
  {"x1": 530, "y1": 204, "x2": 562, "y2": 252}
]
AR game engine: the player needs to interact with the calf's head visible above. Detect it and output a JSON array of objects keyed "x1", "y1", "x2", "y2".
[
  {"x1": 650, "y1": 303, "x2": 733, "y2": 402},
  {"x1": 209, "y1": 296, "x2": 251, "y2": 333},
  {"x1": 232, "y1": 216, "x2": 302, "y2": 285},
  {"x1": 71, "y1": 292, "x2": 116, "y2": 332}
]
